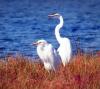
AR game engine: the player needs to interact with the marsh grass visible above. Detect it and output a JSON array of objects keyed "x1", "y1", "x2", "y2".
[{"x1": 0, "y1": 52, "x2": 100, "y2": 89}]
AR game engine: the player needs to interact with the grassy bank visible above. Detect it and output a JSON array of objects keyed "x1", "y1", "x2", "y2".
[{"x1": 0, "y1": 52, "x2": 100, "y2": 89}]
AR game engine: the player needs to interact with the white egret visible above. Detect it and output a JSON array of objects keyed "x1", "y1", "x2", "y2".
[
  {"x1": 48, "y1": 13, "x2": 72, "y2": 66},
  {"x1": 33, "y1": 39, "x2": 60, "y2": 71}
]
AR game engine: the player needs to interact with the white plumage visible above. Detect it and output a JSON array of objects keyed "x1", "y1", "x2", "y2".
[
  {"x1": 48, "y1": 13, "x2": 72, "y2": 66},
  {"x1": 33, "y1": 39, "x2": 60, "y2": 71}
]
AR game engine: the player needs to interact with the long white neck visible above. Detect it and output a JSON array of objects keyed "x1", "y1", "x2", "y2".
[{"x1": 55, "y1": 16, "x2": 64, "y2": 44}]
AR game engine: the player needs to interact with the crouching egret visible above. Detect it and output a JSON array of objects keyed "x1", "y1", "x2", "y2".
[
  {"x1": 33, "y1": 39, "x2": 60, "y2": 71},
  {"x1": 48, "y1": 13, "x2": 72, "y2": 66}
]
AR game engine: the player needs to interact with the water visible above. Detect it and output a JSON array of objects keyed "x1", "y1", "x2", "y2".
[{"x1": 0, "y1": 0, "x2": 100, "y2": 58}]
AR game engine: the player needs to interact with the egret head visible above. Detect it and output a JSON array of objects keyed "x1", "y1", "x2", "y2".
[
  {"x1": 48, "y1": 13, "x2": 61, "y2": 19},
  {"x1": 33, "y1": 39, "x2": 48, "y2": 46}
]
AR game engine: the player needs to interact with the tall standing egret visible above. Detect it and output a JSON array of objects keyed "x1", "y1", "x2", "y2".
[
  {"x1": 33, "y1": 39, "x2": 60, "y2": 71},
  {"x1": 48, "y1": 13, "x2": 72, "y2": 66}
]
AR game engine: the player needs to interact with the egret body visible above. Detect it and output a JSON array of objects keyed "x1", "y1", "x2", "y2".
[
  {"x1": 48, "y1": 13, "x2": 72, "y2": 66},
  {"x1": 33, "y1": 39, "x2": 60, "y2": 71}
]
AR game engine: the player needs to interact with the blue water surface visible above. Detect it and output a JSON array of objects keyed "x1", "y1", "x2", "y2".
[{"x1": 0, "y1": 0, "x2": 100, "y2": 58}]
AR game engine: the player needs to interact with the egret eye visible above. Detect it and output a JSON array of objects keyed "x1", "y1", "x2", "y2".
[{"x1": 38, "y1": 42, "x2": 42, "y2": 44}]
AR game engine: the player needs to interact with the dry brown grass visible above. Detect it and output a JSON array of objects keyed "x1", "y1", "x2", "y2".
[{"x1": 0, "y1": 52, "x2": 100, "y2": 89}]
